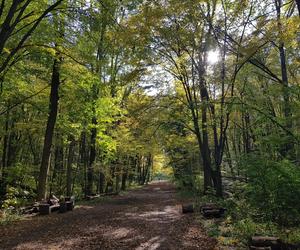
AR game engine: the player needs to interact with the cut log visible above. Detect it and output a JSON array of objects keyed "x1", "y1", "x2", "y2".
[
  {"x1": 182, "y1": 204, "x2": 194, "y2": 214},
  {"x1": 66, "y1": 201, "x2": 74, "y2": 211},
  {"x1": 200, "y1": 203, "x2": 218, "y2": 210},
  {"x1": 21, "y1": 205, "x2": 38, "y2": 215},
  {"x1": 65, "y1": 196, "x2": 75, "y2": 208},
  {"x1": 85, "y1": 194, "x2": 100, "y2": 200},
  {"x1": 251, "y1": 236, "x2": 282, "y2": 250},
  {"x1": 39, "y1": 204, "x2": 51, "y2": 215},
  {"x1": 48, "y1": 194, "x2": 59, "y2": 206},
  {"x1": 39, "y1": 203, "x2": 59, "y2": 215},
  {"x1": 202, "y1": 208, "x2": 226, "y2": 218},
  {"x1": 59, "y1": 203, "x2": 67, "y2": 213},
  {"x1": 284, "y1": 242, "x2": 300, "y2": 249}
]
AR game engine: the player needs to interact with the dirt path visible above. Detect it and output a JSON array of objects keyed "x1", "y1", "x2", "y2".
[{"x1": 0, "y1": 182, "x2": 217, "y2": 250}]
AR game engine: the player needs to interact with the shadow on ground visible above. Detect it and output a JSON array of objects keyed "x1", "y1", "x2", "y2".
[{"x1": 0, "y1": 182, "x2": 217, "y2": 250}]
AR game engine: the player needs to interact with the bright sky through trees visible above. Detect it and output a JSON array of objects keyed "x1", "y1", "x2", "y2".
[{"x1": 207, "y1": 50, "x2": 220, "y2": 65}]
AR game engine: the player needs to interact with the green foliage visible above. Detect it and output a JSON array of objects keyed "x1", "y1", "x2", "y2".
[
  {"x1": 241, "y1": 154, "x2": 300, "y2": 226},
  {"x1": 281, "y1": 228, "x2": 300, "y2": 245},
  {"x1": 1, "y1": 185, "x2": 32, "y2": 209},
  {"x1": 233, "y1": 219, "x2": 278, "y2": 243},
  {"x1": 0, "y1": 209, "x2": 22, "y2": 226},
  {"x1": 2, "y1": 187, "x2": 20, "y2": 209},
  {"x1": 207, "y1": 223, "x2": 221, "y2": 238}
]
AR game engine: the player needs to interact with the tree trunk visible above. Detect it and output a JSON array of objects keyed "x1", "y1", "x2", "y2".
[
  {"x1": 121, "y1": 168, "x2": 127, "y2": 191},
  {"x1": 87, "y1": 117, "x2": 97, "y2": 195},
  {"x1": 37, "y1": 58, "x2": 61, "y2": 201},
  {"x1": 66, "y1": 136, "x2": 75, "y2": 197},
  {"x1": 200, "y1": 85, "x2": 214, "y2": 192},
  {"x1": 99, "y1": 172, "x2": 105, "y2": 193},
  {"x1": 51, "y1": 134, "x2": 64, "y2": 194},
  {"x1": 275, "y1": 0, "x2": 293, "y2": 155},
  {"x1": 115, "y1": 171, "x2": 120, "y2": 192},
  {"x1": 0, "y1": 114, "x2": 9, "y2": 199},
  {"x1": 296, "y1": 0, "x2": 300, "y2": 16}
]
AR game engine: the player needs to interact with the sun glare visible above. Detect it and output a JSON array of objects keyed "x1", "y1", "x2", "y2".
[{"x1": 207, "y1": 50, "x2": 220, "y2": 65}]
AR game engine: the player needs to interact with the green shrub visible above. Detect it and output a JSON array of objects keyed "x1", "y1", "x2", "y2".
[
  {"x1": 233, "y1": 219, "x2": 278, "y2": 242},
  {"x1": 241, "y1": 154, "x2": 300, "y2": 226},
  {"x1": 280, "y1": 228, "x2": 300, "y2": 245},
  {"x1": 0, "y1": 208, "x2": 22, "y2": 225}
]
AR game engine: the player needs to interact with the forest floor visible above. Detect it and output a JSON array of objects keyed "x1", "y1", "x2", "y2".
[{"x1": 0, "y1": 181, "x2": 218, "y2": 250}]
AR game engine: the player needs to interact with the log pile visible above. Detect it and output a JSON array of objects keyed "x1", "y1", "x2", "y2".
[
  {"x1": 201, "y1": 203, "x2": 226, "y2": 218},
  {"x1": 249, "y1": 236, "x2": 282, "y2": 250},
  {"x1": 20, "y1": 204, "x2": 39, "y2": 215},
  {"x1": 60, "y1": 197, "x2": 75, "y2": 213},
  {"x1": 39, "y1": 203, "x2": 60, "y2": 215},
  {"x1": 39, "y1": 195, "x2": 75, "y2": 215}
]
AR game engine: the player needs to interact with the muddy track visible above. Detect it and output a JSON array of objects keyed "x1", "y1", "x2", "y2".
[{"x1": 0, "y1": 182, "x2": 217, "y2": 250}]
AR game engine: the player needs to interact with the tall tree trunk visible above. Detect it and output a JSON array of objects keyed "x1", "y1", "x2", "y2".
[
  {"x1": 79, "y1": 131, "x2": 88, "y2": 195},
  {"x1": 275, "y1": 0, "x2": 293, "y2": 155},
  {"x1": 0, "y1": 113, "x2": 9, "y2": 199},
  {"x1": 115, "y1": 168, "x2": 120, "y2": 192},
  {"x1": 99, "y1": 171, "x2": 105, "y2": 193},
  {"x1": 37, "y1": 58, "x2": 61, "y2": 200},
  {"x1": 51, "y1": 134, "x2": 64, "y2": 194},
  {"x1": 87, "y1": 116, "x2": 97, "y2": 195},
  {"x1": 199, "y1": 84, "x2": 214, "y2": 193},
  {"x1": 66, "y1": 136, "x2": 75, "y2": 197},
  {"x1": 121, "y1": 163, "x2": 128, "y2": 191}
]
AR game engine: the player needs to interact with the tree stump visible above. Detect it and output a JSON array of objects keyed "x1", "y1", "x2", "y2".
[
  {"x1": 65, "y1": 196, "x2": 75, "y2": 210},
  {"x1": 39, "y1": 204, "x2": 51, "y2": 215},
  {"x1": 66, "y1": 201, "x2": 74, "y2": 211},
  {"x1": 250, "y1": 236, "x2": 282, "y2": 250},
  {"x1": 182, "y1": 204, "x2": 194, "y2": 213},
  {"x1": 59, "y1": 203, "x2": 67, "y2": 213}
]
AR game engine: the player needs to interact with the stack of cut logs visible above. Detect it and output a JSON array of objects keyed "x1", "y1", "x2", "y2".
[
  {"x1": 201, "y1": 203, "x2": 226, "y2": 218},
  {"x1": 39, "y1": 195, "x2": 75, "y2": 215},
  {"x1": 249, "y1": 236, "x2": 282, "y2": 250},
  {"x1": 249, "y1": 236, "x2": 300, "y2": 249},
  {"x1": 181, "y1": 203, "x2": 226, "y2": 218}
]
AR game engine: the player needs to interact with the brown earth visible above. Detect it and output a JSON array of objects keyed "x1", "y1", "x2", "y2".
[{"x1": 0, "y1": 181, "x2": 217, "y2": 250}]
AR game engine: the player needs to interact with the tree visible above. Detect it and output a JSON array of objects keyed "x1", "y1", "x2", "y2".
[{"x1": 0, "y1": 0, "x2": 63, "y2": 76}]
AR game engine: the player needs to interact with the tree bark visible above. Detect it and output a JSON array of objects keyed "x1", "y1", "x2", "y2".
[
  {"x1": 0, "y1": 113, "x2": 9, "y2": 199},
  {"x1": 37, "y1": 58, "x2": 61, "y2": 201},
  {"x1": 99, "y1": 171, "x2": 105, "y2": 193},
  {"x1": 51, "y1": 134, "x2": 64, "y2": 194},
  {"x1": 66, "y1": 136, "x2": 76, "y2": 197},
  {"x1": 275, "y1": 0, "x2": 293, "y2": 155},
  {"x1": 121, "y1": 169, "x2": 127, "y2": 191},
  {"x1": 87, "y1": 116, "x2": 97, "y2": 196}
]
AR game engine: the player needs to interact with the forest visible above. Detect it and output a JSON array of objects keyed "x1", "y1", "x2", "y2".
[{"x1": 0, "y1": 0, "x2": 300, "y2": 249}]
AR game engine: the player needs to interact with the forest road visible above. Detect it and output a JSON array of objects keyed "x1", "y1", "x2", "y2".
[{"x1": 0, "y1": 181, "x2": 217, "y2": 250}]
